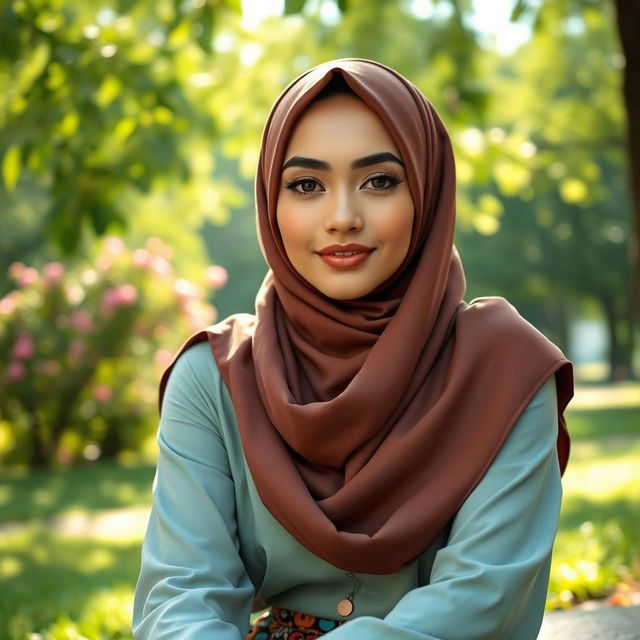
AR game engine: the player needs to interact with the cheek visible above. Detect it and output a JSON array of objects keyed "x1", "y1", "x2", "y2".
[
  {"x1": 276, "y1": 200, "x2": 312, "y2": 255},
  {"x1": 378, "y1": 197, "x2": 414, "y2": 250}
]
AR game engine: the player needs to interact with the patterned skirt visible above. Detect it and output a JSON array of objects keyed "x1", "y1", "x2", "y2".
[{"x1": 247, "y1": 607, "x2": 346, "y2": 639}]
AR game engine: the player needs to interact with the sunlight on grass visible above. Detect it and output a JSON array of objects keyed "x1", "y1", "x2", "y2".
[
  {"x1": 0, "y1": 527, "x2": 140, "y2": 640},
  {"x1": 548, "y1": 427, "x2": 640, "y2": 608},
  {"x1": 0, "y1": 555, "x2": 22, "y2": 579},
  {"x1": 562, "y1": 446, "x2": 640, "y2": 500},
  {"x1": 0, "y1": 461, "x2": 155, "y2": 523},
  {"x1": 570, "y1": 381, "x2": 640, "y2": 409}
]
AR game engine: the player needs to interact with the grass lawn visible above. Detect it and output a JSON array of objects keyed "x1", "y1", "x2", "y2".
[
  {"x1": 0, "y1": 382, "x2": 638, "y2": 638},
  {"x1": 0, "y1": 460, "x2": 155, "y2": 523},
  {"x1": 547, "y1": 382, "x2": 640, "y2": 609},
  {"x1": 1, "y1": 527, "x2": 139, "y2": 640}
]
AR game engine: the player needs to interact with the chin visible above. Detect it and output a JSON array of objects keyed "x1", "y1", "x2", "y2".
[{"x1": 316, "y1": 284, "x2": 374, "y2": 301}]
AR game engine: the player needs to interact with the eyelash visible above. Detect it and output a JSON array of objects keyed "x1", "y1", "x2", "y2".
[{"x1": 283, "y1": 172, "x2": 403, "y2": 196}]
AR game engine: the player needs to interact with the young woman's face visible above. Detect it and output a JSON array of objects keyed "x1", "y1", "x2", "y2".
[{"x1": 276, "y1": 94, "x2": 414, "y2": 300}]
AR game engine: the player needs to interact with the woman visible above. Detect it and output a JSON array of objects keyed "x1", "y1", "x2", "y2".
[{"x1": 133, "y1": 59, "x2": 573, "y2": 639}]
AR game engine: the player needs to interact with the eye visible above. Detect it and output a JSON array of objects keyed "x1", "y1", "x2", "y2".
[
  {"x1": 363, "y1": 172, "x2": 403, "y2": 190},
  {"x1": 283, "y1": 177, "x2": 324, "y2": 195}
]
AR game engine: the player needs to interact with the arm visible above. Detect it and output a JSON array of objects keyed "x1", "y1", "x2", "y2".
[
  {"x1": 326, "y1": 377, "x2": 562, "y2": 640},
  {"x1": 132, "y1": 344, "x2": 254, "y2": 639}
]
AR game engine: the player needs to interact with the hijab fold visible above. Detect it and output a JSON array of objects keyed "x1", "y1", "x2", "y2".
[{"x1": 160, "y1": 59, "x2": 572, "y2": 575}]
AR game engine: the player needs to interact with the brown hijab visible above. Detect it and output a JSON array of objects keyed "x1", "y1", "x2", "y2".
[{"x1": 161, "y1": 59, "x2": 573, "y2": 575}]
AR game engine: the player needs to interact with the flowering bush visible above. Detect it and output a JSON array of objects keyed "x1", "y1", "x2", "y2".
[{"x1": 0, "y1": 237, "x2": 226, "y2": 468}]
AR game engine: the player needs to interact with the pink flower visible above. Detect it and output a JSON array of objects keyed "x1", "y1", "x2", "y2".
[
  {"x1": 0, "y1": 293, "x2": 18, "y2": 316},
  {"x1": 183, "y1": 299, "x2": 216, "y2": 330},
  {"x1": 174, "y1": 279, "x2": 201, "y2": 301},
  {"x1": 101, "y1": 289, "x2": 119, "y2": 316},
  {"x1": 12, "y1": 333, "x2": 34, "y2": 360},
  {"x1": 17, "y1": 267, "x2": 39, "y2": 288},
  {"x1": 100, "y1": 283, "x2": 138, "y2": 317},
  {"x1": 133, "y1": 248, "x2": 152, "y2": 268},
  {"x1": 8, "y1": 262, "x2": 25, "y2": 280},
  {"x1": 116, "y1": 283, "x2": 137, "y2": 305},
  {"x1": 149, "y1": 255, "x2": 172, "y2": 277},
  {"x1": 145, "y1": 236, "x2": 173, "y2": 258},
  {"x1": 93, "y1": 384, "x2": 112, "y2": 404},
  {"x1": 43, "y1": 261, "x2": 65, "y2": 286},
  {"x1": 96, "y1": 254, "x2": 113, "y2": 272},
  {"x1": 204, "y1": 265, "x2": 228, "y2": 289},
  {"x1": 69, "y1": 340, "x2": 86, "y2": 363},
  {"x1": 6, "y1": 361, "x2": 25, "y2": 381},
  {"x1": 103, "y1": 236, "x2": 126, "y2": 255},
  {"x1": 70, "y1": 310, "x2": 95, "y2": 333},
  {"x1": 38, "y1": 360, "x2": 61, "y2": 376}
]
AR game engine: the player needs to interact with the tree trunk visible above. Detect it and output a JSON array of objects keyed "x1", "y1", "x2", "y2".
[
  {"x1": 601, "y1": 295, "x2": 633, "y2": 381},
  {"x1": 28, "y1": 412, "x2": 52, "y2": 468},
  {"x1": 613, "y1": 0, "x2": 640, "y2": 329}
]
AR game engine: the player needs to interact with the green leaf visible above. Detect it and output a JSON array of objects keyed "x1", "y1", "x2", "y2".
[
  {"x1": 50, "y1": 198, "x2": 82, "y2": 255},
  {"x1": 510, "y1": 0, "x2": 528, "y2": 22},
  {"x1": 559, "y1": 178, "x2": 589, "y2": 204},
  {"x1": 337, "y1": 0, "x2": 349, "y2": 12},
  {"x1": 196, "y1": 7, "x2": 215, "y2": 53},
  {"x1": 89, "y1": 201, "x2": 111, "y2": 234},
  {"x1": 168, "y1": 20, "x2": 191, "y2": 49},
  {"x1": 58, "y1": 111, "x2": 79, "y2": 137},
  {"x1": 2, "y1": 145, "x2": 21, "y2": 192},
  {"x1": 284, "y1": 0, "x2": 306, "y2": 15},
  {"x1": 16, "y1": 40, "x2": 50, "y2": 95},
  {"x1": 94, "y1": 75, "x2": 123, "y2": 108},
  {"x1": 114, "y1": 117, "x2": 137, "y2": 143},
  {"x1": 222, "y1": 0, "x2": 242, "y2": 12}
]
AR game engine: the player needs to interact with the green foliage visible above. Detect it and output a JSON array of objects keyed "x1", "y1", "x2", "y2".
[
  {"x1": 547, "y1": 384, "x2": 640, "y2": 608},
  {"x1": 0, "y1": 236, "x2": 226, "y2": 468},
  {"x1": 549, "y1": 437, "x2": 640, "y2": 608},
  {"x1": 0, "y1": 0, "x2": 241, "y2": 253}
]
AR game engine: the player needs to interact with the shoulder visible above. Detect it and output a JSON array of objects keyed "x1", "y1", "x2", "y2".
[
  {"x1": 165, "y1": 340, "x2": 220, "y2": 391},
  {"x1": 457, "y1": 296, "x2": 538, "y2": 342},
  {"x1": 495, "y1": 376, "x2": 559, "y2": 466},
  {"x1": 159, "y1": 313, "x2": 256, "y2": 410},
  {"x1": 172, "y1": 340, "x2": 219, "y2": 378},
  {"x1": 456, "y1": 296, "x2": 568, "y2": 374},
  {"x1": 160, "y1": 340, "x2": 225, "y2": 427}
]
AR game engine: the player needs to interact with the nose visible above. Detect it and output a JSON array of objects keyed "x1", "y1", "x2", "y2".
[{"x1": 323, "y1": 189, "x2": 363, "y2": 233}]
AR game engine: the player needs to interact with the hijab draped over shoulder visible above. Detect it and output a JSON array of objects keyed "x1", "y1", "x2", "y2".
[{"x1": 161, "y1": 59, "x2": 573, "y2": 575}]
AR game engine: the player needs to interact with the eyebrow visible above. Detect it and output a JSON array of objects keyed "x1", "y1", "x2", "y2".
[{"x1": 281, "y1": 151, "x2": 404, "y2": 172}]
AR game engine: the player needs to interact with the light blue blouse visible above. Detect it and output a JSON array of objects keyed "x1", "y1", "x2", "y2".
[{"x1": 133, "y1": 341, "x2": 562, "y2": 639}]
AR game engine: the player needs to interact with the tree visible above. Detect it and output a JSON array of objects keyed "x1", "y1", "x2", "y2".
[
  {"x1": 0, "y1": 0, "x2": 240, "y2": 255},
  {"x1": 612, "y1": 0, "x2": 640, "y2": 318},
  {"x1": 454, "y1": 1, "x2": 634, "y2": 378}
]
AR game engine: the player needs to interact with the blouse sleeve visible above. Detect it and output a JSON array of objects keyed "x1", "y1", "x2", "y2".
[
  {"x1": 132, "y1": 344, "x2": 255, "y2": 639},
  {"x1": 325, "y1": 376, "x2": 562, "y2": 640}
]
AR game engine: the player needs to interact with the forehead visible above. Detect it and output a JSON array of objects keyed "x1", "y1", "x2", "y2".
[{"x1": 284, "y1": 94, "x2": 401, "y2": 158}]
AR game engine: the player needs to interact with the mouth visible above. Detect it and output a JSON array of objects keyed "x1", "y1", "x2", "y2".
[{"x1": 315, "y1": 243, "x2": 375, "y2": 269}]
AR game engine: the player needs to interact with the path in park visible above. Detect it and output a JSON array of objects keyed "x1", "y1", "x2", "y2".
[
  {"x1": 540, "y1": 604, "x2": 640, "y2": 639},
  {"x1": 2, "y1": 505, "x2": 639, "y2": 639}
]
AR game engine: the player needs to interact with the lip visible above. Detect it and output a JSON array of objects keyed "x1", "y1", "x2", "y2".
[{"x1": 315, "y1": 243, "x2": 375, "y2": 270}]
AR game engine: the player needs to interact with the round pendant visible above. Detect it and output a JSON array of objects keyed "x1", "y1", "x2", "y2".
[{"x1": 337, "y1": 598, "x2": 354, "y2": 617}]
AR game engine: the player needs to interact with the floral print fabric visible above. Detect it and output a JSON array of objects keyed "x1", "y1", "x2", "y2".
[{"x1": 247, "y1": 607, "x2": 345, "y2": 639}]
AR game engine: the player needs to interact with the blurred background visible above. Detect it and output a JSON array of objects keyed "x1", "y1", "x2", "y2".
[{"x1": 0, "y1": 0, "x2": 638, "y2": 637}]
